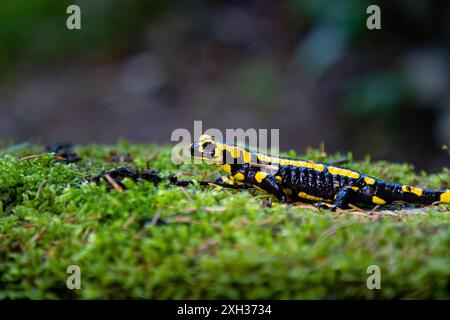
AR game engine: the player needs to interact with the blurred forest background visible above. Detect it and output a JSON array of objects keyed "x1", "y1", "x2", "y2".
[{"x1": 0, "y1": 0, "x2": 449, "y2": 171}]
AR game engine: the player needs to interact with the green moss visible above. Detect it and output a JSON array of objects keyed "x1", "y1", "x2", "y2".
[{"x1": 0, "y1": 143, "x2": 449, "y2": 299}]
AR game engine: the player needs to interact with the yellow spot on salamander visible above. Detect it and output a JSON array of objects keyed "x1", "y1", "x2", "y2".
[
  {"x1": 226, "y1": 146, "x2": 241, "y2": 159},
  {"x1": 298, "y1": 192, "x2": 325, "y2": 201},
  {"x1": 221, "y1": 176, "x2": 233, "y2": 185},
  {"x1": 440, "y1": 190, "x2": 450, "y2": 203},
  {"x1": 402, "y1": 185, "x2": 423, "y2": 197},
  {"x1": 255, "y1": 172, "x2": 268, "y2": 183},
  {"x1": 221, "y1": 164, "x2": 232, "y2": 174},
  {"x1": 351, "y1": 187, "x2": 359, "y2": 191},
  {"x1": 372, "y1": 196, "x2": 386, "y2": 205},
  {"x1": 328, "y1": 166, "x2": 360, "y2": 179},
  {"x1": 310, "y1": 162, "x2": 325, "y2": 172},
  {"x1": 275, "y1": 175, "x2": 282, "y2": 182},
  {"x1": 234, "y1": 172, "x2": 245, "y2": 181},
  {"x1": 284, "y1": 188, "x2": 292, "y2": 195},
  {"x1": 242, "y1": 151, "x2": 252, "y2": 163},
  {"x1": 364, "y1": 177, "x2": 375, "y2": 185}
]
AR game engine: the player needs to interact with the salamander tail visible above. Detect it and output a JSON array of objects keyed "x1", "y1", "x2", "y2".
[{"x1": 397, "y1": 186, "x2": 450, "y2": 205}]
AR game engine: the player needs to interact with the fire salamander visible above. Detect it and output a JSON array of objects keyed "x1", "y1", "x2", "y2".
[{"x1": 191, "y1": 134, "x2": 450, "y2": 210}]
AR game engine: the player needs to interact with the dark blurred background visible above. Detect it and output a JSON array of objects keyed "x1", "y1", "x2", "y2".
[{"x1": 0, "y1": 0, "x2": 449, "y2": 171}]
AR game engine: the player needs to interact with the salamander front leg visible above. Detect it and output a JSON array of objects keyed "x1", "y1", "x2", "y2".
[
  {"x1": 253, "y1": 172, "x2": 288, "y2": 203},
  {"x1": 315, "y1": 202, "x2": 337, "y2": 211},
  {"x1": 204, "y1": 175, "x2": 250, "y2": 189}
]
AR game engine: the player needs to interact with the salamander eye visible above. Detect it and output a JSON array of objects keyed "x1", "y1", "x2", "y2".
[
  {"x1": 201, "y1": 141, "x2": 215, "y2": 156},
  {"x1": 202, "y1": 141, "x2": 212, "y2": 149}
]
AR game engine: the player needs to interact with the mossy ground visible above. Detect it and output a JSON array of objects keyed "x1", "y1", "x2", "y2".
[{"x1": 0, "y1": 141, "x2": 449, "y2": 299}]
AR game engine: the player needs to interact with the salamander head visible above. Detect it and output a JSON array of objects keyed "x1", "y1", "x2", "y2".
[{"x1": 190, "y1": 134, "x2": 223, "y2": 164}]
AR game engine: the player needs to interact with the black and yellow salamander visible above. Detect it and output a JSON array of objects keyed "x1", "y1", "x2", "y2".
[{"x1": 191, "y1": 134, "x2": 450, "y2": 210}]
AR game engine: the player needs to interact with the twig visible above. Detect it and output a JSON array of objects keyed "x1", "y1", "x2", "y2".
[
  {"x1": 348, "y1": 203, "x2": 366, "y2": 213},
  {"x1": 319, "y1": 141, "x2": 327, "y2": 157},
  {"x1": 20, "y1": 154, "x2": 46, "y2": 161},
  {"x1": 201, "y1": 171, "x2": 208, "y2": 182},
  {"x1": 330, "y1": 158, "x2": 349, "y2": 165},
  {"x1": 30, "y1": 227, "x2": 46, "y2": 242},
  {"x1": 35, "y1": 180, "x2": 48, "y2": 199},
  {"x1": 369, "y1": 205, "x2": 380, "y2": 215},
  {"x1": 150, "y1": 210, "x2": 162, "y2": 226},
  {"x1": 181, "y1": 206, "x2": 226, "y2": 214},
  {"x1": 82, "y1": 226, "x2": 93, "y2": 242},
  {"x1": 166, "y1": 217, "x2": 221, "y2": 228},
  {"x1": 180, "y1": 187, "x2": 193, "y2": 201},
  {"x1": 123, "y1": 212, "x2": 137, "y2": 229},
  {"x1": 168, "y1": 217, "x2": 195, "y2": 224},
  {"x1": 103, "y1": 174, "x2": 124, "y2": 193}
]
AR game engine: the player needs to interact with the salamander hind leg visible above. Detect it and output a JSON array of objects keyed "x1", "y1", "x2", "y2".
[
  {"x1": 315, "y1": 202, "x2": 338, "y2": 211},
  {"x1": 333, "y1": 186, "x2": 357, "y2": 209},
  {"x1": 316, "y1": 186, "x2": 357, "y2": 211}
]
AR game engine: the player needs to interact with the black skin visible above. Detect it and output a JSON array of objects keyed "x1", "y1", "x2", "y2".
[
  {"x1": 212, "y1": 163, "x2": 443, "y2": 210},
  {"x1": 191, "y1": 137, "x2": 445, "y2": 210}
]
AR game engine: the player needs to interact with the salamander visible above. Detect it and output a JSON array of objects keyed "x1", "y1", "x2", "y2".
[{"x1": 191, "y1": 134, "x2": 450, "y2": 210}]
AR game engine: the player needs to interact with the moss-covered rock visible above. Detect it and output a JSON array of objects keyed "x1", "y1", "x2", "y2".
[{"x1": 0, "y1": 143, "x2": 449, "y2": 299}]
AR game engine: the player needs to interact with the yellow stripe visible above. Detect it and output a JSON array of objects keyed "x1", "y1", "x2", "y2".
[
  {"x1": 328, "y1": 166, "x2": 360, "y2": 179},
  {"x1": 255, "y1": 154, "x2": 325, "y2": 172},
  {"x1": 255, "y1": 172, "x2": 268, "y2": 183},
  {"x1": 372, "y1": 196, "x2": 386, "y2": 205},
  {"x1": 203, "y1": 138, "x2": 352, "y2": 177},
  {"x1": 282, "y1": 159, "x2": 325, "y2": 172},
  {"x1": 402, "y1": 185, "x2": 423, "y2": 197},
  {"x1": 211, "y1": 140, "x2": 325, "y2": 173},
  {"x1": 298, "y1": 192, "x2": 325, "y2": 201},
  {"x1": 440, "y1": 190, "x2": 450, "y2": 203},
  {"x1": 256, "y1": 154, "x2": 271, "y2": 163},
  {"x1": 364, "y1": 177, "x2": 375, "y2": 185},
  {"x1": 215, "y1": 143, "x2": 226, "y2": 151}
]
